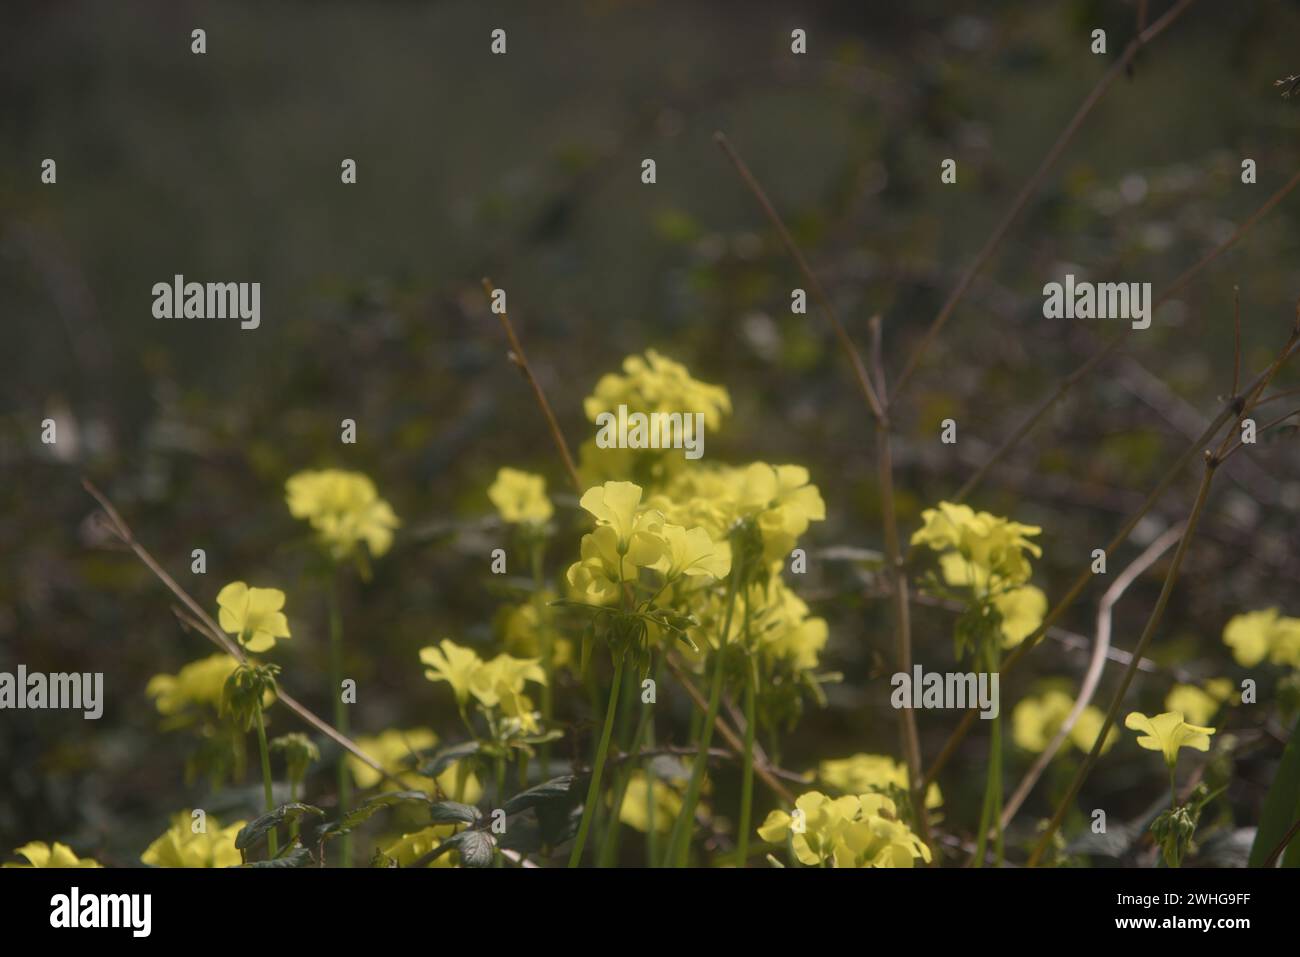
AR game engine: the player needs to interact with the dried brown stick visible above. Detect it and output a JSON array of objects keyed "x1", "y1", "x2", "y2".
[
  {"x1": 999, "y1": 521, "x2": 1185, "y2": 830},
  {"x1": 892, "y1": 0, "x2": 1198, "y2": 399},
  {"x1": 480, "y1": 277, "x2": 583, "y2": 493},
  {"x1": 955, "y1": 166, "x2": 1300, "y2": 504},
  {"x1": 81, "y1": 478, "x2": 396, "y2": 784}
]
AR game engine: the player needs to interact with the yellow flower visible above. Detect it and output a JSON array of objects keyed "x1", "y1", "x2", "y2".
[
  {"x1": 611, "y1": 772, "x2": 683, "y2": 833},
  {"x1": 348, "y1": 728, "x2": 482, "y2": 803},
  {"x1": 1012, "y1": 690, "x2": 1116, "y2": 755},
  {"x1": 578, "y1": 481, "x2": 665, "y2": 554},
  {"x1": 566, "y1": 482, "x2": 666, "y2": 604},
  {"x1": 757, "y1": 791, "x2": 860, "y2": 866},
  {"x1": 687, "y1": 577, "x2": 828, "y2": 670},
  {"x1": 818, "y1": 754, "x2": 943, "y2": 810},
  {"x1": 380, "y1": 825, "x2": 463, "y2": 867},
  {"x1": 418, "y1": 640, "x2": 484, "y2": 707},
  {"x1": 757, "y1": 791, "x2": 929, "y2": 868},
  {"x1": 912, "y1": 501, "x2": 1042, "y2": 590},
  {"x1": 992, "y1": 585, "x2": 1047, "y2": 648},
  {"x1": 583, "y1": 349, "x2": 732, "y2": 432},
  {"x1": 652, "y1": 523, "x2": 732, "y2": 581},
  {"x1": 216, "y1": 582, "x2": 290, "y2": 653},
  {"x1": 146, "y1": 653, "x2": 245, "y2": 715},
  {"x1": 735, "y1": 463, "x2": 827, "y2": 563},
  {"x1": 1164, "y1": 680, "x2": 1234, "y2": 727},
  {"x1": 1223, "y1": 608, "x2": 1300, "y2": 668},
  {"x1": 470, "y1": 654, "x2": 547, "y2": 733},
  {"x1": 1125, "y1": 711, "x2": 1215, "y2": 768},
  {"x1": 833, "y1": 793, "x2": 932, "y2": 868},
  {"x1": 488, "y1": 468, "x2": 553, "y2": 525},
  {"x1": 4, "y1": 842, "x2": 100, "y2": 868},
  {"x1": 498, "y1": 595, "x2": 574, "y2": 670},
  {"x1": 285, "y1": 468, "x2": 400, "y2": 561},
  {"x1": 141, "y1": 812, "x2": 244, "y2": 868}
]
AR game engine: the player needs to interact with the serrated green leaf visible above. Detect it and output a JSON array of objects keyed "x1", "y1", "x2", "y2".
[
  {"x1": 416, "y1": 741, "x2": 481, "y2": 779},
  {"x1": 319, "y1": 790, "x2": 431, "y2": 841},
  {"x1": 503, "y1": 775, "x2": 579, "y2": 816},
  {"x1": 457, "y1": 829, "x2": 496, "y2": 868},
  {"x1": 235, "y1": 803, "x2": 325, "y2": 851},
  {"x1": 429, "y1": 800, "x2": 482, "y2": 825}
]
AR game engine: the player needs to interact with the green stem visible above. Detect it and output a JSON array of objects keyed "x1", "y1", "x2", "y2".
[
  {"x1": 666, "y1": 570, "x2": 740, "y2": 867},
  {"x1": 328, "y1": 576, "x2": 352, "y2": 868},
  {"x1": 289, "y1": 777, "x2": 301, "y2": 841},
  {"x1": 737, "y1": 653, "x2": 758, "y2": 868},
  {"x1": 254, "y1": 704, "x2": 278, "y2": 858},
  {"x1": 568, "y1": 652, "x2": 626, "y2": 867},
  {"x1": 598, "y1": 663, "x2": 656, "y2": 867},
  {"x1": 532, "y1": 540, "x2": 554, "y2": 777}
]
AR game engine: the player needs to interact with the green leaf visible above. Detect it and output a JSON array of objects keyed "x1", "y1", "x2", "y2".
[
  {"x1": 235, "y1": 803, "x2": 325, "y2": 851},
  {"x1": 503, "y1": 775, "x2": 579, "y2": 816},
  {"x1": 429, "y1": 801, "x2": 482, "y2": 825},
  {"x1": 240, "y1": 842, "x2": 315, "y2": 868},
  {"x1": 319, "y1": 790, "x2": 431, "y2": 842},
  {"x1": 417, "y1": 741, "x2": 481, "y2": 779},
  {"x1": 1249, "y1": 712, "x2": 1300, "y2": 867},
  {"x1": 457, "y1": 829, "x2": 496, "y2": 868}
]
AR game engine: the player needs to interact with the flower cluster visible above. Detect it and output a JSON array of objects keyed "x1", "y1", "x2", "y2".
[
  {"x1": 488, "y1": 467, "x2": 554, "y2": 526},
  {"x1": 818, "y1": 753, "x2": 943, "y2": 810},
  {"x1": 419, "y1": 640, "x2": 547, "y2": 734},
  {"x1": 140, "y1": 812, "x2": 244, "y2": 868},
  {"x1": 1011, "y1": 690, "x2": 1116, "y2": 755},
  {"x1": 1165, "y1": 680, "x2": 1234, "y2": 727},
  {"x1": 348, "y1": 727, "x2": 481, "y2": 802},
  {"x1": 146, "y1": 653, "x2": 246, "y2": 717},
  {"x1": 285, "y1": 468, "x2": 400, "y2": 562},
  {"x1": 910, "y1": 501, "x2": 1046, "y2": 649},
  {"x1": 4, "y1": 842, "x2": 101, "y2": 868},
  {"x1": 1223, "y1": 608, "x2": 1300, "y2": 668},
  {"x1": 757, "y1": 791, "x2": 931, "y2": 867}
]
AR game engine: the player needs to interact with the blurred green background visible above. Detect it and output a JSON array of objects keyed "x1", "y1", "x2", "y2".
[{"x1": 2, "y1": 0, "x2": 1299, "y2": 865}]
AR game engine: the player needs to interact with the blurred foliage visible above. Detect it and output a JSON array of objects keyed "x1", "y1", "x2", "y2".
[{"x1": 1, "y1": 0, "x2": 1299, "y2": 865}]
